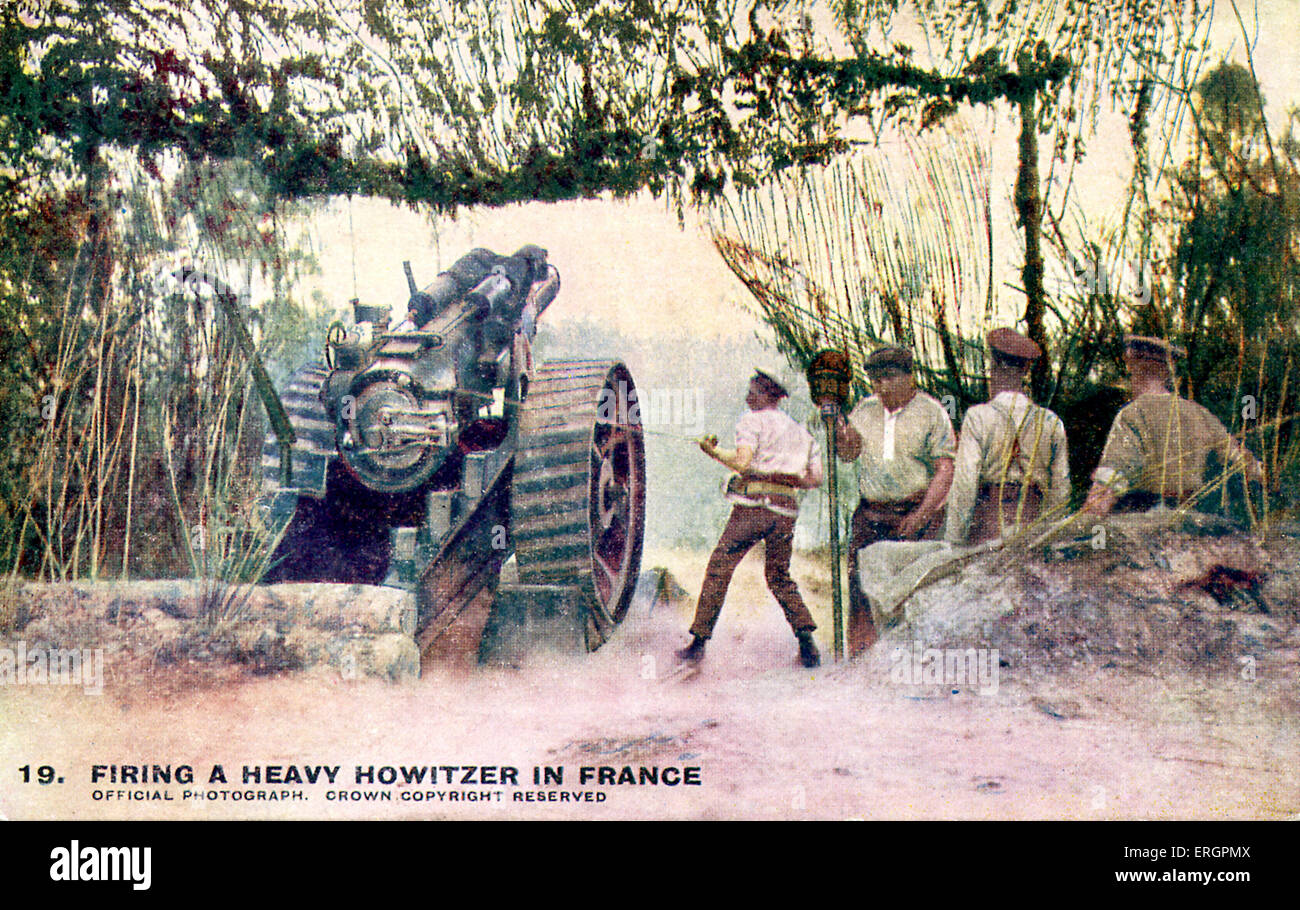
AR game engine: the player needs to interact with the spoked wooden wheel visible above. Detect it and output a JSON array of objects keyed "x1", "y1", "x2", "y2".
[{"x1": 511, "y1": 360, "x2": 647, "y2": 650}]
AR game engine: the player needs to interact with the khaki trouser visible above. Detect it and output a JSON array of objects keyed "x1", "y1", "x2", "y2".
[
  {"x1": 688, "y1": 505, "x2": 816, "y2": 640},
  {"x1": 847, "y1": 494, "x2": 940, "y2": 656}
]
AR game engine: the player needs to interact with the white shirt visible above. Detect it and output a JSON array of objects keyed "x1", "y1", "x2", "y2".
[
  {"x1": 727, "y1": 407, "x2": 823, "y2": 516},
  {"x1": 881, "y1": 406, "x2": 901, "y2": 461},
  {"x1": 846, "y1": 391, "x2": 957, "y2": 502},
  {"x1": 942, "y1": 391, "x2": 1070, "y2": 543}
]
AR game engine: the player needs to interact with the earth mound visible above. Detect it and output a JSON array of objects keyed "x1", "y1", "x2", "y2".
[{"x1": 867, "y1": 513, "x2": 1300, "y2": 679}]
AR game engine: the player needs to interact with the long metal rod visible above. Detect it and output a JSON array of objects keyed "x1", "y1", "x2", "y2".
[
  {"x1": 822, "y1": 406, "x2": 843, "y2": 661},
  {"x1": 200, "y1": 273, "x2": 296, "y2": 484}
]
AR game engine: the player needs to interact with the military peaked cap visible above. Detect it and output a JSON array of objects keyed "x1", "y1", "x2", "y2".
[
  {"x1": 987, "y1": 327, "x2": 1042, "y2": 364},
  {"x1": 864, "y1": 345, "x2": 913, "y2": 373},
  {"x1": 751, "y1": 369, "x2": 790, "y2": 399},
  {"x1": 1124, "y1": 334, "x2": 1186, "y2": 363}
]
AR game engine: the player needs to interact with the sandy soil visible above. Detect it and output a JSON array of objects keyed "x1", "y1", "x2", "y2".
[{"x1": 1, "y1": 545, "x2": 1296, "y2": 820}]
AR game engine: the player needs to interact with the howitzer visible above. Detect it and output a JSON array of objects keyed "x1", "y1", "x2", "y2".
[{"x1": 259, "y1": 245, "x2": 646, "y2": 664}]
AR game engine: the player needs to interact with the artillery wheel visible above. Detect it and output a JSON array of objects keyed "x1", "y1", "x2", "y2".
[
  {"x1": 259, "y1": 361, "x2": 424, "y2": 584},
  {"x1": 511, "y1": 360, "x2": 646, "y2": 651}
]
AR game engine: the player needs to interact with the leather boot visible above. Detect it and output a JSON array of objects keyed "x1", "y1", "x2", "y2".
[
  {"x1": 797, "y1": 631, "x2": 821, "y2": 668},
  {"x1": 676, "y1": 635, "x2": 706, "y2": 662}
]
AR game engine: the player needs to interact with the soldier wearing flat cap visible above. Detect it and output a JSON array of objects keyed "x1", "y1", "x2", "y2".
[
  {"x1": 1083, "y1": 335, "x2": 1262, "y2": 514},
  {"x1": 943, "y1": 328, "x2": 1070, "y2": 545},
  {"x1": 677, "y1": 369, "x2": 825, "y2": 668},
  {"x1": 834, "y1": 345, "x2": 956, "y2": 655}
]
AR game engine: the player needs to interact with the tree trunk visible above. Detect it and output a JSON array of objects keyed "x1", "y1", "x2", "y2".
[{"x1": 1015, "y1": 90, "x2": 1050, "y2": 399}]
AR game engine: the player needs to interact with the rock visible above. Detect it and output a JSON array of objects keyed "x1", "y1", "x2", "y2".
[
  {"x1": 255, "y1": 583, "x2": 416, "y2": 635},
  {"x1": 362, "y1": 634, "x2": 421, "y2": 681},
  {"x1": 12, "y1": 579, "x2": 422, "y2": 682},
  {"x1": 284, "y1": 628, "x2": 418, "y2": 682},
  {"x1": 631, "y1": 567, "x2": 695, "y2": 615}
]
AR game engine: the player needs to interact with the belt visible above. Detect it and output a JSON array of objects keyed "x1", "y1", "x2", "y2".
[
  {"x1": 728, "y1": 476, "x2": 800, "y2": 512},
  {"x1": 744, "y1": 479, "x2": 801, "y2": 498},
  {"x1": 978, "y1": 481, "x2": 1042, "y2": 502},
  {"x1": 856, "y1": 493, "x2": 924, "y2": 519}
]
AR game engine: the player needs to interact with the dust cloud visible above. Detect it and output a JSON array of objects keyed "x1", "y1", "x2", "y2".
[{"x1": 1, "y1": 546, "x2": 1296, "y2": 820}]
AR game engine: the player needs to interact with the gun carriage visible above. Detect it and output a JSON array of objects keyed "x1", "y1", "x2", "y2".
[{"x1": 258, "y1": 245, "x2": 646, "y2": 661}]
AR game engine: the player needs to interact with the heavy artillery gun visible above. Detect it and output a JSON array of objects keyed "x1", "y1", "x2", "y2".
[{"x1": 259, "y1": 245, "x2": 646, "y2": 662}]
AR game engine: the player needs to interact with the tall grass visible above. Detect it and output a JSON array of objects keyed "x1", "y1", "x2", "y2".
[
  {"x1": 709, "y1": 118, "x2": 998, "y2": 408},
  {"x1": 2, "y1": 155, "x2": 319, "y2": 592}
]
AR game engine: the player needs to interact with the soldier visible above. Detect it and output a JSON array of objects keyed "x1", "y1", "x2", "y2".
[
  {"x1": 677, "y1": 370, "x2": 825, "y2": 668},
  {"x1": 1083, "y1": 335, "x2": 1262, "y2": 515},
  {"x1": 944, "y1": 328, "x2": 1071, "y2": 545},
  {"x1": 834, "y1": 345, "x2": 956, "y2": 655}
]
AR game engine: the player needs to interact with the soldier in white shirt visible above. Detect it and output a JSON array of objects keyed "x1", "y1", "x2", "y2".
[
  {"x1": 944, "y1": 328, "x2": 1071, "y2": 545},
  {"x1": 834, "y1": 345, "x2": 956, "y2": 655},
  {"x1": 677, "y1": 371, "x2": 825, "y2": 668}
]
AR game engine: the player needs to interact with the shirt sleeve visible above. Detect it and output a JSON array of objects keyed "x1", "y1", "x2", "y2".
[
  {"x1": 1047, "y1": 414, "x2": 1071, "y2": 515},
  {"x1": 1092, "y1": 407, "x2": 1141, "y2": 496},
  {"x1": 943, "y1": 410, "x2": 984, "y2": 544},
  {"x1": 845, "y1": 401, "x2": 869, "y2": 444},
  {"x1": 930, "y1": 399, "x2": 958, "y2": 462},
  {"x1": 734, "y1": 411, "x2": 761, "y2": 452}
]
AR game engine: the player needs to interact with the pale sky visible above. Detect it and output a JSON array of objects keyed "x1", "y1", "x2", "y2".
[{"x1": 301, "y1": 194, "x2": 756, "y2": 340}]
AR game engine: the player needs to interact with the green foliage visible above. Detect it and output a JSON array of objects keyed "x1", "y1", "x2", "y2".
[
  {"x1": 0, "y1": 147, "x2": 322, "y2": 581},
  {"x1": 1155, "y1": 62, "x2": 1300, "y2": 510},
  {"x1": 0, "y1": 1, "x2": 1080, "y2": 214},
  {"x1": 0, "y1": 1, "x2": 731, "y2": 211}
]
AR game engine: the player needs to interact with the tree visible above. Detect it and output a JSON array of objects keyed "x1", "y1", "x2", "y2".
[{"x1": 1157, "y1": 61, "x2": 1300, "y2": 499}]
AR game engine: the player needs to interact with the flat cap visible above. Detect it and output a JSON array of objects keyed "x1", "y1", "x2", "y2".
[
  {"x1": 751, "y1": 369, "x2": 789, "y2": 398},
  {"x1": 864, "y1": 345, "x2": 913, "y2": 373},
  {"x1": 1124, "y1": 334, "x2": 1186, "y2": 363},
  {"x1": 987, "y1": 327, "x2": 1042, "y2": 363}
]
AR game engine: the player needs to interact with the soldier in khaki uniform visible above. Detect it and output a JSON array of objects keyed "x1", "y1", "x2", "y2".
[
  {"x1": 1083, "y1": 335, "x2": 1262, "y2": 514},
  {"x1": 834, "y1": 345, "x2": 956, "y2": 655},
  {"x1": 944, "y1": 328, "x2": 1071, "y2": 545}
]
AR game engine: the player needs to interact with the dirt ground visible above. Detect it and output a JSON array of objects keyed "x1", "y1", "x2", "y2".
[{"x1": 1, "y1": 545, "x2": 1297, "y2": 820}]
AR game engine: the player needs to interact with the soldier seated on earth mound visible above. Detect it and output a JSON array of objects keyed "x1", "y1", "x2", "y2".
[
  {"x1": 676, "y1": 370, "x2": 825, "y2": 669},
  {"x1": 833, "y1": 345, "x2": 956, "y2": 657},
  {"x1": 943, "y1": 328, "x2": 1071, "y2": 545},
  {"x1": 1083, "y1": 335, "x2": 1264, "y2": 517}
]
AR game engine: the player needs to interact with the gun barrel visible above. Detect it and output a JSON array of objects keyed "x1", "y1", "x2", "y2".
[
  {"x1": 529, "y1": 265, "x2": 561, "y2": 319},
  {"x1": 410, "y1": 248, "x2": 497, "y2": 327}
]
